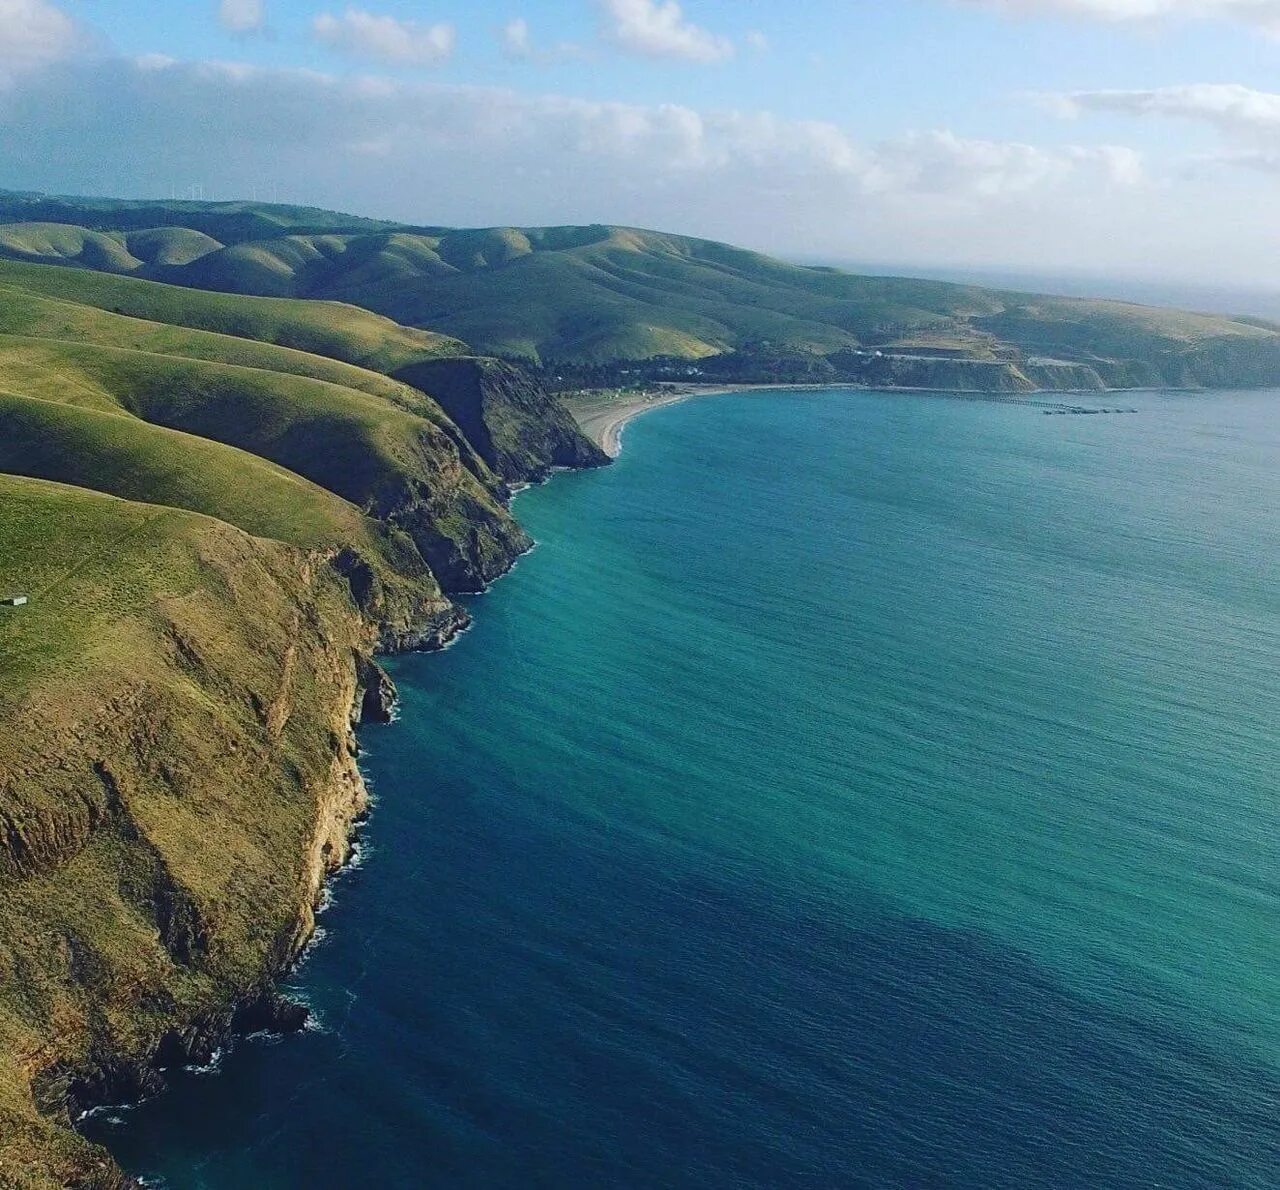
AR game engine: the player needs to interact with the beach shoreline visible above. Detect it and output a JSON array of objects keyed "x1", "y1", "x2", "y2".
[
  {"x1": 565, "y1": 384, "x2": 829, "y2": 456},
  {"x1": 565, "y1": 380, "x2": 1166, "y2": 456}
]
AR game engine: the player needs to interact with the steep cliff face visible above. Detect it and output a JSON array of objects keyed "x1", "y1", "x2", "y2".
[
  {"x1": 0, "y1": 478, "x2": 413, "y2": 1188},
  {"x1": 394, "y1": 357, "x2": 610, "y2": 483},
  {"x1": 0, "y1": 260, "x2": 614, "y2": 1187}
]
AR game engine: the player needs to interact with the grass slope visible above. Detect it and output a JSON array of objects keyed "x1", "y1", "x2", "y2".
[
  {"x1": 0, "y1": 258, "x2": 466, "y2": 372},
  {"x1": 0, "y1": 332, "x2": 528, "y2": 589},
  {"x1": 0, "y1": 282, "x2": 468, "y2": 416},
  {"x1": 0, "y1": 390, "x2": 381, "y2": 551}
]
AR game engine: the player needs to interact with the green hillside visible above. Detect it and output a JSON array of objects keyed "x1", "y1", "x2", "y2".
[
  {"x1": 0, "y1": 258, "x2": 466, "y2": 371},
  {"x1": 0, "y1": 257, "x2": 605, "y2": 1188},
  {"x1": 0, "y1": 281, "x2": 453, "y2": 406},
  {"x1": 1, "y1": 192, "x2": 1278, "y2": 385}
]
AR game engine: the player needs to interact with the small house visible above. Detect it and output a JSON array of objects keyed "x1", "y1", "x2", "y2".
[{"x1": 2, "y1": 596, "x2": 28, "y2": 607}]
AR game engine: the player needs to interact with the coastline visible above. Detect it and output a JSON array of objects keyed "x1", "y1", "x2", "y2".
[
  {"x1": 44, "y1": 507, "x2": 543, "y2": 1185},
  {"x1": 566, "y1": 384, "x2": 828, "y2": 456},
  {"x1": 566, "y1": 381, "x2": 1175, "y2": 456}
]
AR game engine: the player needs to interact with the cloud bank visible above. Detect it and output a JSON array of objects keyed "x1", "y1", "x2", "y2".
[
  {"x1": 0, "y1": 53, "x2": 1168, "y2": 277},
  {"x1": 0, "y1": 3, "x2": 1270, "y2": 284},
  {"x1": 1055, "y1": 83, "x2": 1280, "y2": 135},
  {"x1": 218, "y1": 0, "x2": 265, "y2": 35},
  {"x1": 957, "y1": 0, "x2": 1280, "y2": 33},
  {"x1": 0, "y1": 0, "x2": 84, "y2": 81}
]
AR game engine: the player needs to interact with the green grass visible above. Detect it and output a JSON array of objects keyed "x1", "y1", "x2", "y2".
[
  {"x1": 0, "y1": 190, "x2": 401, "y2": 242},
  {"x1": 0, "y1": 258, "x2": 583, "y2": 592},
  {"x1": 0, "y1": 390, "x2": 380, "y2": 551},
  {"x1": 0, "y1": 283, "x2": 459, "y2": 412},
  {"x1": 0, "y1": 222, "x2": 143, "y2": 273},
  {"x1": 0, "y1": 258, "x2": 467, "y2": 372},
  {"x1": 0, "y1": 334, "x2": 503, "y2": 511}
]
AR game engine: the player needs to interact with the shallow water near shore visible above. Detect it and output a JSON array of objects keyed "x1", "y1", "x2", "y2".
[{"x1": 88, "y1": 387, "x2": 1280, "y2": 1188}]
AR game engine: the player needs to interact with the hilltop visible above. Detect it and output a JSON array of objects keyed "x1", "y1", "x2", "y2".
[{"x1": 2, "y1": 191, "x2": 1279, "y2": 387}]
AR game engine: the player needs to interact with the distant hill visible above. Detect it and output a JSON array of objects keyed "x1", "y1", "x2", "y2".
[{"x1": 2, "y1": 191, "x2": 1279, "y2": 387}]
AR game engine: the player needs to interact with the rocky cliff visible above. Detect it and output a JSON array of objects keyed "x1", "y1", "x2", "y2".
[
  {"x1": 0, "y1": 453, "x2": 541, "y2": 1187},
  {"x1": 0, "y1": 264, "x2": 609, "y2": 1187},
  {"x1": 394, "y1": 357, "x2": 611, "y2": 483},
  {"x1": 0, "y1": 479, "x2": 404, "y2": 1187}
]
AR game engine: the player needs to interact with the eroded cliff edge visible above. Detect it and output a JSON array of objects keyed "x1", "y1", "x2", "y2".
[{"x1": 0, "y1": 355, "x2": 606, "y2": 1187}]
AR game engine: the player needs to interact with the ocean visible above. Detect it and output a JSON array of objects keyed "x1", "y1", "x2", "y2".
[{"x1": 87, "y1": 387, "x2": 1280, "y2": 1188}]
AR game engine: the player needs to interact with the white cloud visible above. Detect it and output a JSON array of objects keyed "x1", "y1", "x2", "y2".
[
  {"x1": 0, "y1": 56, "x2": 1142, "y2": 226},
  {"x1": 218, "y1": 0, "x2": 264, "y2": 34},
  {"x1": 866, "y1": 131, "x2": 1143, "y2": 195},
  {"x1": 745, "y1": 30, "x2": 769, "y2": 52},
  {"x1": 0, "y1": 0, "x2": 82, "y2": 81},
  {"x1": 599, "y1": 0, "x2": 734, "y2": 62},
  {"x1": 313, "y1": 8, "x2": 456, "y2": 65},
  {"x1": 501, "y1": 17, "x2": 533, "y2": 58},
  {"x1": 1053, "y1": 83, "x2": 1280, "y2": 135},
  {"x1": 1048, "y1": 83, "x2": 1280, "y2": 191},
  {"x1": 23, "y1": 54, "x2": 1280, "y2": 284},
  {"x1": 499, "y1": 17, "x2": 588, "y2": 63},
  {"x1": 956, "y1": 0, "x2": 1280, "y2": 33}
]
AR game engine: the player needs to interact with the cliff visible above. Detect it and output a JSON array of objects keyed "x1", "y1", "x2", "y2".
[
  {"x1": 393, "y1": 357, "x2": 610, "y2": 483},
  {"x1": 0, "y1": 265, "x2": 606, "y2": 1187},
  {"x1": 0, "y1": 478, "x2": 389, "y2": 1186}
]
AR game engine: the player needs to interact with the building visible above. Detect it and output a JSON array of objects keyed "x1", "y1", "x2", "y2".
[{"x1": 2, "y1": 596, "x2": 28, "y2": 607}]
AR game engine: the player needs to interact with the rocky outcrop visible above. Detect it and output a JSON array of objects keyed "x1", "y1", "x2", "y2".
[
  {"x1": 371, "y1": 475, "x2": 532, "y2": 594},
  {"x1": 355, "y1": 655, "x2": 398, "y2": 725},
  {"x1": 394, "y1": 356, "x2": 610, "y2": 484},
  {"x1": 329, "y1": 544, "x2": 469, "y2": 650}
]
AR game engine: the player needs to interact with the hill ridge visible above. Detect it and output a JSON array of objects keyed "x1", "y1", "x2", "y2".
[{"x1": 2, "y1": 193, "x2": 1278, "y2": 385}]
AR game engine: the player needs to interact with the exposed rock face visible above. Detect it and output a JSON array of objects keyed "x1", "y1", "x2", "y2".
[
  {"x1": 355, "y1": 655, "x2": 399, "y2": 725},
  {"x1": 394, "y1": 357, "x2": 610, "y2": 484},
  {"x1": 828, "y1": 351, "x2": 1038, "y2": 393},
  {"x1": 371, "y1": 475, "x2": 532, "y2": 594},
  {"x1": 0, "y1": 509, "x2": 422, "y2": 1188},
  {"x1": 330, "y1": 545, "x2": 469, "y2": 650}
]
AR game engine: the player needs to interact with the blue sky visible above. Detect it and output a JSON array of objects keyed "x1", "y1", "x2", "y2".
[
  {"x1": 77, "y1": 1, "x2": 1277, "y2": 142},
  {"x1": 3, "y1": 1, "x2": 1280, "y2": 284}
]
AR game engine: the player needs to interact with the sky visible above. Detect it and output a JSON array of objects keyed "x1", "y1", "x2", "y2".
[{"x1": 2, "y1": 0, "x2": 1280, "y2": 286}]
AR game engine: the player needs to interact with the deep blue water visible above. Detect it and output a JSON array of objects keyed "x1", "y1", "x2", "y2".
[{"x1": 88, "y1": 388, "x2": 1280, "y2": 1188}]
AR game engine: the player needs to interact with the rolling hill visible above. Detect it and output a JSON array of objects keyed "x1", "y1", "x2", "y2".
[{"x1": 2, "y1": 191, "x2": 1279, "y2": 388}]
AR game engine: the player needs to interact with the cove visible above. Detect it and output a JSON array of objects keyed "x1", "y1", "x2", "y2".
[{"x1": 87, "y1": 388, "x2": 1280, "y2": 1188}]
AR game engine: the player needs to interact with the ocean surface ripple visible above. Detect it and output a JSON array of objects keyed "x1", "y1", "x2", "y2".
[{"x1": 90, "y1": 388, "x2": 1280, "y2": 1189}]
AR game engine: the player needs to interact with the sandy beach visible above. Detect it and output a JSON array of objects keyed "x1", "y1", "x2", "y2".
[{"x1": 566, "y1": 384, "x2": 817, "y2": 456}]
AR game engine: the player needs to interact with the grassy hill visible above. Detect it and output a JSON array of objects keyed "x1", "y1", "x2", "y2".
[
  {"x1": 0, "y1": 257, "x2": 467, "y2": 371},
  {"x1": 2, "y1": 192, "x2": 1279, "y2": 386},
  {"x1": 0, "y1": 258, "x2": 604, "y2": 1187}
]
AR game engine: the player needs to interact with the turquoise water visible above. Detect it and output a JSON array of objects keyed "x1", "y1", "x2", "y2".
[{"x1": 89, "y1": 388, "x2": 1280, "y2": 1187}]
